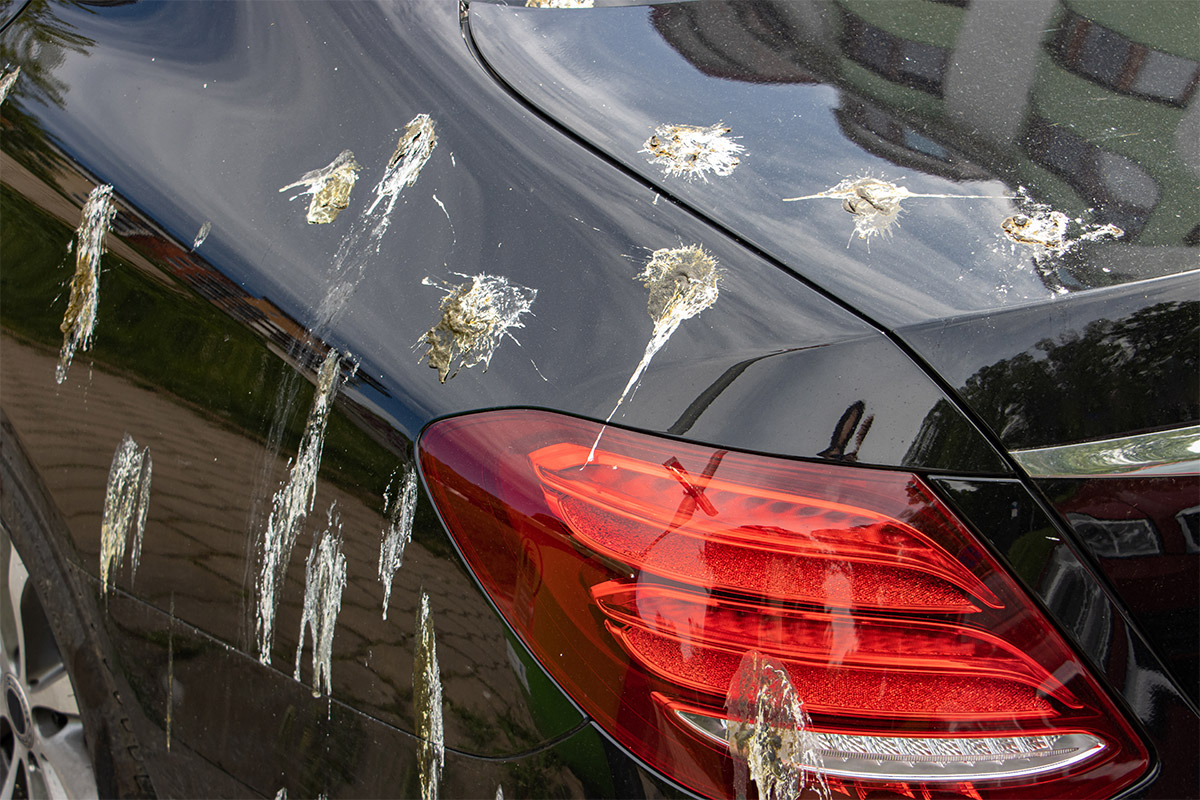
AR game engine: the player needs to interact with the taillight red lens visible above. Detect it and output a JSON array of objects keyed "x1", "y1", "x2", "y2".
[{"x1": 419, "y1": 409, "x2": 1148, "y2": 799}]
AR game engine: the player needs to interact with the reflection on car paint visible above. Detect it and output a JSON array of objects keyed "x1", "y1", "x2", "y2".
[
  {"x1": 783, "y1": 176, "x2": 1003, "y2": 246},
  {"x1": 295, "y1": 502, "x2": 348, "y2": 699},
  {"x1": 100, "y1": 432, "x2": 153, "y2": 596},
  {"x1": 0, "y1": 66, "x2": 18, "y2": 106},
  {"x1": 190, "y1": 219, "x2": 211, "y2": 251},
  {"x1": 590, "y1": 244, "x2": 720, "y2": 460},
  {"x1": 725, "y1": 650, "x2": 829, "y2": 800},
  {"x1": 418, "y1": 273, "x2": 538, "y2": 383},
  {"x1": 415, "y1": 591, "x2": 444, "y2": 800},
  {"x1": 368, "y1": 113, "x2": 437, "y2": 239},
  {"x1": 279, "y1": 149, "x2": 361, "y2": 225},
  {"x1": 57, "y1": 183, "x2": 116, "y2": 384},
  {"x1": 379, "y1": 466, "x2": 418, "y2": 620},
  {"x1": 641, "y1": 122, "x2": 744, "y2": 181},
  {"x1": 256, "y1": 349, "x2": 355, "y2": 665}
]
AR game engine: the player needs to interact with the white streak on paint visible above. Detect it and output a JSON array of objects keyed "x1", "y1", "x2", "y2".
[
  {"x1": 589, "y1": 245, "x2": 720, "y2": 461},
  {"x1": 279, "y1": 150, "x2": 361, "y2": 225},
  {"x1": 415, "y1": 592, "x2": 444, "y2": 800},
  {"x1": 417, "y1": 273, "x2": 537, "y2": 383},
  {"x1": 191, "y1": 221, "x2": 212, "y2": 251},
  {"x1": 274, "y1": 790, "x2": 287, "y2": 800},
  {"x1": 294, "y1": 503, "x2": 347, "y2": 698},
  {"x1": 368, "y1": 114, "x2": 437, "y2": 239},
  {"x1": 57, "y1": 185, "x2": 116, "y2": 384},
  {"x1": 642, "y1": 123, "x2": 743, "y2": 181},
  {"x1": 256, "y1": 349, "x2": 352, "y2": 664},
  {"x1": 526, "y1": 0, "x2": 594, "y2": 6},
  {"x1": 378, "y1": 467, "x2": 418, "y2": 620},
  {"x1": 0, "y1": 66, "x2": 19, "y2": 106},
  {"x1": 100, "y1": 433, "x2": 153, "y2": 596},
  {"x1": 166, "y1": 592, "x2": 174, "y2": 751},
  {"x1": 784, "y1": 176, "x2": 1006, "y2": 245},
  {"x1": 495, "y1": 787, "x2": 504, "y2": 800},
  {"x1": 726, "y1": 651, "x2": 829, "y2": 800}
]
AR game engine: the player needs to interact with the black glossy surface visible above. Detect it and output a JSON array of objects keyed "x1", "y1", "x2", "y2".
[
  {"x1": 934, "y1": 477, "x2": 1199, "y2": 799},
  {"x1": 1039, "y1": 475, "x2": 1199, "y2": 707},
  {"x1": 902, "y1": 277, "x2": 1198, "y2": 450},
  {"x1": 0, "y1": 0, "x2": 1195, "y2": 796},
  {"x1": 471, "y1": 0, "x2": 1200, "y2": 328}
]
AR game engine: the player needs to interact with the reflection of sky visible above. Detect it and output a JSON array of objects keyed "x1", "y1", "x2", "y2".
[
  {"x1": 470, "y1": 4, "x2": 1066, "y2": 326},
  {"x1": 25, "y1": 0, "x2": 972, "y2": 464}
]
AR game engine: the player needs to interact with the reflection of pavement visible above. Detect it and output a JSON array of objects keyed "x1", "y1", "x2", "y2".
[{"x1": 0, "y1": 334, "x2": 557, "y2": 756}]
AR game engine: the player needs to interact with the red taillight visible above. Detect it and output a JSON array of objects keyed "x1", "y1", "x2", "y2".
[{"x1": 419, "y1": 409, "x2": 1148, "y2": 799}]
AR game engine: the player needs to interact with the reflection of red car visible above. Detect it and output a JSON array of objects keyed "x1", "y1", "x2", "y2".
[{"x1": 1058, "y1": 476, "x2": 1199, "y2": 688}]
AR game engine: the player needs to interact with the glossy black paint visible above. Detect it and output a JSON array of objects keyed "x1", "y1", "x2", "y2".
[
  {"x1": 0, "y1": 0, "x2": 1196, "y2": 797},
  {"x1": 1037, "y1": 475, "x2": 1199, "y2": 707},
  {"x1": 933, "y1": 477, "x2": 1198, "y2": 799}
]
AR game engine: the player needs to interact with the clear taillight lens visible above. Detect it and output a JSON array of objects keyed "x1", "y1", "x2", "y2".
[{"x1": 419, "y1": 409, "x2": 1148, "y2": 799}]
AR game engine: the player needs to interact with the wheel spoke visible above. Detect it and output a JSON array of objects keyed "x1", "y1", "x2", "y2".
[
  {"x1": 1, "y1": 530, "x2": 30, "y2": 677},
  {"x1": 28, "y1": 668, "x2": 79, "y2": 719},
  {"x1": 35, "y1": 721, "x2": 96, "y2": 799}
]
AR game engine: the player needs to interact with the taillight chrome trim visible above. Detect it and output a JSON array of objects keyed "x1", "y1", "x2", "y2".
[{"x1": 673, "y1": 706, "x2": 1108, "y2": 783}]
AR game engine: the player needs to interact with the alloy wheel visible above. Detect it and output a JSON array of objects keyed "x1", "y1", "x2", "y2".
[{"x1": 0, "y1": 526, "x2": 97, "y2": 799}]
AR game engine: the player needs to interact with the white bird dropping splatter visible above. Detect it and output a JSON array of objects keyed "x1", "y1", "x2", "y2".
[
  {"x1": 57, "y1": 184, "x2": 117, "y2": 384},
  {"x1": 294, "y1": 503, "x2": 347, "y2": 698},
  {"x1": 191, "y1": 220, "x2": 212, "y2": 250},
  {"x1": 100, "y1": 434, "x2": 153, "y2": 596},
  {"x1": 784, "y1": 176, "x2": 1007, "y2": 245},
  {"x1": 415, "y1": 592, "x2": 444, "y2": 800},
  {"x1": 725, "y1": 651, "x2": 829, "y2": 800},
  {"x1": 368, "y1": 114, "x2": 437, "y2": 238},
  {"x1": 279, "y1": 149, "x2": 361, "y2": 224},
  {"x1": 379, "y1": 467, "x2": 418, "y2": 620},
  {"x1": 0, "y1": 66, "x2": 20, "y2": 106},
  {"x1": 256, "y1": 349, "x2": 354, "y2": 664},
  {"x1": 642, "y1": 123, "x2": 744, "y2": 181},
  {"x1": 590, "y1": 245, "x2": 720, "y2": 459},
  {"x1": 1001, "y1": 195, "x2": 1123, "y2": 258},
  {"x1": 417, "y1": 273, "x2": 537, "y2": 383},
  {"x1": 526, "y1": 0, "x2": 593, "y2": 7}
]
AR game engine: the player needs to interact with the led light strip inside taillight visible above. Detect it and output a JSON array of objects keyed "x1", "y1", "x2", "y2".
[{"x1": 419, "y1": 409, "x2": 1149, "y2": 800}]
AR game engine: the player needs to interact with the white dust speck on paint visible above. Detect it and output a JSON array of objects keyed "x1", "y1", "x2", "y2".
[
  {"x1": 417, "y1": 273, "x2": 537, "y2": 383},
  {"x1": 641, "y1": 123, "x2": 744, "y2": 181},
  {"x1": 415, "y1": 592, "x2": 444, "y2": 800},
  {"x1": 378, "y1": 467, "x2": 418, "y2": 620},
  {"x1": 725, "y1": 651, "x2": 830, "y2": 800},
  {"x1": 589, "y1": 245, "x2": 720, "y2": 461},
  {"x1": 279, "y1": 149, "x2": 361, "y2": 225},
  {"x1": 294, "y1": 502, "x2": 347, "y2": 698},
  {"x1": 100, "y1": 433, "x2": 153, "y2": 596},
  {"x1": 256, "y1": 349, "x2": 353, "y2": 664},
  {"x1": 525, "y1": 0, "x2": 594, "y2": 6},
  {"x1": 57, "y1": 184, "x2": 117, "y2": 384}
]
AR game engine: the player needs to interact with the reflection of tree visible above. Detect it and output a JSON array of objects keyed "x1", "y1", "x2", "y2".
[
  {"x1": 909, "y1": 301, "x2": 1199, "y2": 455},
  {"x1": 1, "y1": 0, "x2": 95, "y2": 181}
]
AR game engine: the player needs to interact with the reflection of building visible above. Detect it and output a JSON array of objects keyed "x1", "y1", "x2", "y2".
[
  {"x1": 653, "y1": 0, "x2": 1200, "y2": 252},
  {"x1": 21, "y1": 134, "x2": 390, "y2": 397}
]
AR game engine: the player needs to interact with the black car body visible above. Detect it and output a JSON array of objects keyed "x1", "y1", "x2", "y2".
[{"x1": 1, "y1": 1, "x2": 1196, "y2": 798}]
